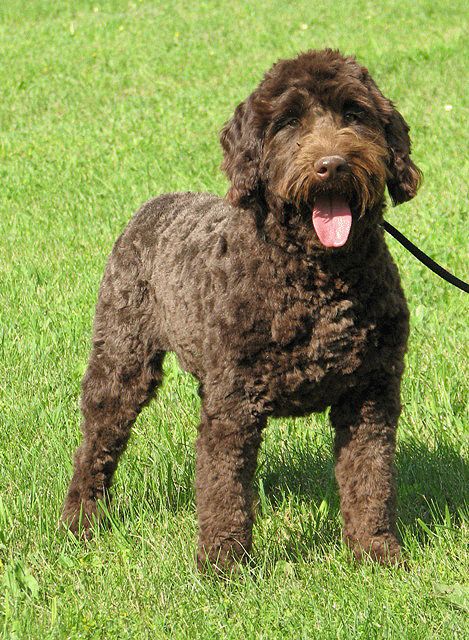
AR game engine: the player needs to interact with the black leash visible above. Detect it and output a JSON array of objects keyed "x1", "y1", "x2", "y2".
[{"x1": 382, "y1": 220, "x2": 469, "y2": 294}]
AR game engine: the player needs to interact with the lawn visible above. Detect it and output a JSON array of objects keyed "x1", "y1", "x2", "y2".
[{"x1": 0, "y1": 0, "x2": 468, "y2": 637}]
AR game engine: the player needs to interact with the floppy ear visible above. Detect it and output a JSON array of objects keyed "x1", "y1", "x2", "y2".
[
  {"x1": 361, "y1": 69, "x2": 422, "y2": 205},
  {"x1": 220, "y1": 94, "x2": 264, "y2": 207},
  {"x1": 385, "y1": 108, "x2": 422, "y2": 205}
]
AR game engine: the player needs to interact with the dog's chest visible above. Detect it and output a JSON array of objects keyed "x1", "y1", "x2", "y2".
[
  {"x1": 274, "y1": 290, "x2": 371, "y2": 358},
  {"x1": 264, "y1": 283, "x2": 378, "y2": 413}
]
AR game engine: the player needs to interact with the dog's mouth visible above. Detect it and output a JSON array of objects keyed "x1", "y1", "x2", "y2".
[{"x1": 312, "y1": 194, "x2": 353, "y2": 248}]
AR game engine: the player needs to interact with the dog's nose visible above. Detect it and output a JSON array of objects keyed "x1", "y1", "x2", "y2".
[{"x1": 315, "y1": 156, "x2": 348, "y2": 180}]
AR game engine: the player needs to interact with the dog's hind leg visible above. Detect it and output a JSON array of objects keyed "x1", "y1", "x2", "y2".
[{"x1": 62, "y1": 266, "x2": 165, "y2": 537}]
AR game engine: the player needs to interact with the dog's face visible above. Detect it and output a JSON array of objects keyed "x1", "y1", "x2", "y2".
[{"x1": 221, "y1": 49, "x2": 421, "y2": 249}]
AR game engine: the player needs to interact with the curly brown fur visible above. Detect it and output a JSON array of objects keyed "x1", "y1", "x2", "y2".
[{"x1": 62, "y1": 49, "x2": 421, "y2": 570}]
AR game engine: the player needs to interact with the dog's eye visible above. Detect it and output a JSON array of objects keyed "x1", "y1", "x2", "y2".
[
  {"x1": 343, "y1": 110, "x2": 364, "y2": 124},
  {"x1": 272, "y1": 117, "x2": 300, "y2": 134}
]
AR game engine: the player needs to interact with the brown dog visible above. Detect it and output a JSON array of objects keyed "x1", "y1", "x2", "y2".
[{"x1": 63, "y1": 49, "x2": 421, "y2": 570}]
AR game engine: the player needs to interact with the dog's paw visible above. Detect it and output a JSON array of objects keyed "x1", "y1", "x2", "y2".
[
  {"x1": 347, "y1": 532, "x2": 402, "y2": 566},
  {"x1": 61, "y1": 497, "x2": 100, "y2": 539},
  {"x1": 197, "y1": 537, "x2": 250, "y2": 575}
]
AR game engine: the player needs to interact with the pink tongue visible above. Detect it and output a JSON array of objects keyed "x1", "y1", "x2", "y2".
[{"x1": 312, "y1": 195, "x2": 352, "y2": 248}]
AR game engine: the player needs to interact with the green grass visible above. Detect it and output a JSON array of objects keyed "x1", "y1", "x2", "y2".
[{"x1": 1, "y1": 0, "x2": 468, "y2": 637}]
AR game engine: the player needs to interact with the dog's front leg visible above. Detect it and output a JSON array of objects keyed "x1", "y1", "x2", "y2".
[
  {"x1": 195, "y1": 393, "x2": 264, "y2": 572},
  {"x1": 330, "y1": 378, "x2": 402, "y2": 564}
]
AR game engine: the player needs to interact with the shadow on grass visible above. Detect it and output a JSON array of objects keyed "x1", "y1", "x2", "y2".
[
  {"x1": 106, "y1": 435, "x2": 466, "y2": 566},
  {"x1": 122, "y1": 436, "x2": 467, "y2": 522},
  {"x1": 255, "y1": 437, "x2": 467, "y2": 561},
  {"x1": 396, "y1": 439, "x2": 468, "y2": 530},
  {"x1": 261, "y1": 439, "x2": 467, "y2": 520}
]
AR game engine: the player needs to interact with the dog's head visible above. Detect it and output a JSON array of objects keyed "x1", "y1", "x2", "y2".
[{"x1": 220, "y1": 49, "x2": 421, "y2": 249}]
